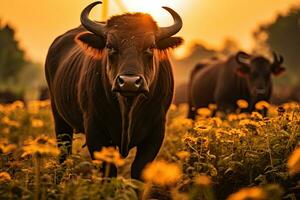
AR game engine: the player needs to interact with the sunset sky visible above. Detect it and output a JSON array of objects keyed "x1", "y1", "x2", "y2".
[{"x1": 0, "y1": 0, "x2": 299, "y2": 62}]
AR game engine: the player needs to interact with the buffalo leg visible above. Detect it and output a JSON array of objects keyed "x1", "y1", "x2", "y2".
[
  {"x1": 85, "y1": 118, "x2": 117, "y2": 177},
  {"x1": 187, "y1": 105, "x2": 196, "y2": 119},
  {"x1": 217, "y1": 102, "x2": 236, "y2": 114},
  {"x1": 51, "y1": 101, "x2": 73, "y2": 163},
  {"x1": 131, "y1": 123, "x2": 165, "y2": 180}
]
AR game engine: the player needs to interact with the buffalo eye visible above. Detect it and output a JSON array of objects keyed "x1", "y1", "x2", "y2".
[
  {"x1": 143, "y1": 46, "x2": 155, "y2": 58},
  {"x1": 106, "y1": 44, "x2": 117, "y2": 56}
]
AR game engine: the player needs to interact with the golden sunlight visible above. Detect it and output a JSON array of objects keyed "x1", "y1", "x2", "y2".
[{"x1": 123, "y1": 0, "x2": 183, "y2": 24}]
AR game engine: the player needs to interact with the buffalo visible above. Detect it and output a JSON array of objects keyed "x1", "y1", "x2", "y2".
[
  {"x1": 173, "y1": 61, "x2": 214, "y2": 105},
  {"x1": 45, "y1": 1, "x2": 183, "y2": 179},
  {"x1": 188, "y1": 51, "x2": 285, "y2": 119}
]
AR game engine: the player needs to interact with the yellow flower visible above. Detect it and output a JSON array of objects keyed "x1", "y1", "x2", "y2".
[
  {"x1": 228, "y1": 114, "x2": 238, "y2": 121},
  {"x1": 237, "y1": 99, "x2": 249, "y2": 109},
  {"x1": 22, "y1": 135, "x2": 60, "y2": 157},
  {"x1": 194, "y1": 175, "x2": 212, "y2": 186},
  {"x1": 251, "y1": 112, "x2": 263, "y2": 120},
  {"x1": 92, "y1": 160, "x2": 103, "y2": 165},
  {"x1": 288, "y1": 147, "x2": 300, "y2": 175},
  {"x1": 176, "y1": 151, "x2": 190, "y2": 160},
  {"x1": 215, "y1": 129, "x2": 224, "y2": 139},
  {"x1": 194, "y1": 125, "x2": 212, "y2": 132},
  {"x1": 39, "y1": 100, "x2": 51, "y2": 108},
  {"x1": 282, "y1": 102, "x2": 299, "y2": 110},
  {"x1": 227, "y1": 187, "x2": 267, "y2": 200},
  {"x1": 0, "y1": 104, "x2": 4, "y2": 112},
  {"x1": 197, "y1": 108, "x2": 212, "y2": 117},
  {"x1": 255, "y1": 101, "x2": 270, "y2": 110},
  {"x1": 2, "y1": 127, "x2": 10, "y2": 134},
  {"x1": 142, "y1": 160, "x2": 182, "y2": 186},
  {"x1": 0, "y1": 172, "x2": 11, "y2": 182},
  {"x1": 11, "y1": 100, "x2": 24, "y2": 110},
  {"x1": 31, "y1": 119, "x2": 44, "y2": 128},
  {"x1": 230, "y1": 129, "x2": 246, "y2": 137},
  {"x1": 237, "y1": 113, "x2": 249, "y2": 120},
  {"x1": 1, "y1": 116, "x2": 20, "y2": 127},
  {"x1": 239, "y1": 119, "x2": 260, "y2": 129},
  {"x1": 211, "y1": 117, "x2": 222, "y2": 127},
  {"x1": 63, "y1": 158, "x2": 75, "y2": 167},
  {"x1": 44, "y1": 160, "x2": 59, "y2": 169},
  {"x1": 0, "y1": 143, "x2": 17, "y2": 154},
  {"x1": 208, "y1": 104, "x2": 217, "y2": 110},
  {"x1": 183, "y1": 135, "x2": 197, "y2": 143},
  {"x1": 169, "y1": 104, "x2": 177, "y2": 112},
  {"x1": 27, "y1": 101, "x2": 41, "y2": 114},
  {"x1": 94, "y1": 147, "x2": 125, "y2": 166}
]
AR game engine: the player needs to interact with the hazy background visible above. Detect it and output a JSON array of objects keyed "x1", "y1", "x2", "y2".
[
  {"x1": 0, "y1": 0, "x2": 299, "y2": 102},
  {"x1": 0, "y1": 0, "x2": 298, "y2": 61}
]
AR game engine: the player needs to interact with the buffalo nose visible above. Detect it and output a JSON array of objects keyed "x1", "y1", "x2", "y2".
[{"x1": 117, "y1": 75, "x2": 143, "y2": 92}]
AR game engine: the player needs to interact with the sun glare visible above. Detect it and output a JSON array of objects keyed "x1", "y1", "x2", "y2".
[{"x1": 123, "y1": 0, "x2": 183, "y2": 25}]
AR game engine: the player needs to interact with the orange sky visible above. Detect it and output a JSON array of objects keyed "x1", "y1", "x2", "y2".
[{"x1": 0, "y1": 0, "x2": 299, "y2": 62}]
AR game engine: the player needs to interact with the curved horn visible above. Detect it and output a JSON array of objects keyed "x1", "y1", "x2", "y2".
[
  {"x1": 157, "y1": 7, "x2": 183, "y2": 40},
  {"x1": 272, "y1": 52, "x2": 278, "y2": 63},
  {"x1": 236, "y1": 51, "x2": 251, "y2": 65},
  {"x1": 81, "y1": 1, "x2": 106, "y2": 37},
  {"x1": 272, "y1": 52, "x2": 284, "y2": 65},
  {"x1": 278, "y1": 55, "x2": 284, "y2": 64}
]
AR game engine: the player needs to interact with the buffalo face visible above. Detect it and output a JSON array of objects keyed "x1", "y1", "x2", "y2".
[
  {"x1": 76, "y1": 1, "x2": 183, "y2": 98},
  {"x1": 105, "y1": 31, "x2": 155, "y2": 97},
  {"x1": 236, "y1": 51, "x2": 285, "y2": 100}
]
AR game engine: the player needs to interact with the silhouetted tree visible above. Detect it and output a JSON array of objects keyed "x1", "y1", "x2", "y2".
[
  {"x1": 221, "y1": 38, "x2": 239, "y2": 56},
  {"x1": 0, "y1": 22, "x2": 27, "y2": 85},
  {"x1": 254, "y1": 6, "x2": 300, "y2": 85}
]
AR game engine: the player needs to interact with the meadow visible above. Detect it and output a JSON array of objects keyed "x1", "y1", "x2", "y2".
[{"x1": 0, "y1": 100, "x2": 299, "y2": 200}]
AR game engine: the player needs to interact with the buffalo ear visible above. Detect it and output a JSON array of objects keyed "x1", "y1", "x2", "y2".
[
  {"x1": 271, "y1": 52, "x2": 285, "y2": 76},
  {"x1": 236, "y1": 51, "x2": 251, "y2": 77},
  {"x1": 272, "y1": 65, "x2": 285, "y2": 76},
  {"x1": 156, "y1": 37, "x2": 183, "y2": 50},
  {"x1": 75, "y1": 32, "x2": 106, "y2": 58}
]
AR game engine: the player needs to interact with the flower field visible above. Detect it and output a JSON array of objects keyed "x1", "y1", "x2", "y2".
[{"x1": 0, "y1": 100, "x2": 300, "y2": 200}]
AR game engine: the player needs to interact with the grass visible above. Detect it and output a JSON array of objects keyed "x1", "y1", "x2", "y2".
[{"x1": 0, "y1": 100, "x2": 299, "y2": 199}]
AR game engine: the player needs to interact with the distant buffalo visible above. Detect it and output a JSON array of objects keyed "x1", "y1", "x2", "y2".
[
  {"x1": 188, "y1": 51, "x2": 285, "y2": 119},
  {"x1": 45, "y1": 1, "x2": 183, "y2": 179},
  {"x1": 173, "y1": 62, "x2": 215, "y2": 105}
]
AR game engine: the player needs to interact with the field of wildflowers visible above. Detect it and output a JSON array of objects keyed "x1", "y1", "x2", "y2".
[{"x1": 0, "y1": 100, "x2": 299, "y2": 199}]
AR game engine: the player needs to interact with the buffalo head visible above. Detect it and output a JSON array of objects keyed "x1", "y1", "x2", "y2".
[
  {"x1": 76, "y1": 1, "x2": 183, "y2": 97},
  {"x1": 235, "y1": 51, "x2": 285, "y2": 100}
]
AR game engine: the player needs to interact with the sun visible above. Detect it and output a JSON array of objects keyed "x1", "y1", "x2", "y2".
[{"x1": 122, "y1": 0, "x2": 183, "y2": 25}]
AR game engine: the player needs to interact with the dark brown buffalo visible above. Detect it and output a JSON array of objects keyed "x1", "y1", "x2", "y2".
[
  {"x1": 188, "y1": 51, "x2": 285, "y2": 119},
  {"x1": 173, "y1": 62, "x2": 214, "y2": 105},
  {"x1": 45, "y1": 1, "x2": 183, "y2": 179}
]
